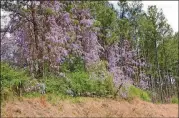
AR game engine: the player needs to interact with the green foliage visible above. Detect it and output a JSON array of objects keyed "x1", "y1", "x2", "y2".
[
  {"x1": 67, "y1": 71, "x2": 90, "y2": 94},
  {"x1": 23, "y1": 92, "x2": 42, "y2": 98},
  {"x1": 87, "y1": 60, "x2": 107, "y2": 72},
  {"x1": 103, "y1": 74, "x2": 115, "y2": 95},
  {"x1": 66, "y1": 70, "x2": 115, "y2": 97},
  {"x1": 41, "y1": 70, "x2": 115, "y2": 98},
  {"x1": 128, "y1": 85, "x2": 151, "y2": 102},
  {"x1": 118, "y1": 19, "x2": 131, "y2": 39},
  {"x1": 73, "y1": 19, "x2": 79, "y2": 25},
  {"x1": 83, "y1": 1, "x2": 119, "y2": 45},
  {"x1": 1, "y1": 87, "x2": 14, "y2": 102},
  {"x1": 1, "y1": 62, "x2": 29, "y2": 81},
  {"x1": 65, "y1": 4, "x2": 73, "y2": 12},
  {"x1": 44, "y1": 74, "x2": 69, "y2": 95},
  {"x1": 44, "y1": 8, "x2": 54, "y2": 15},
  {"x1": 0, "y1": 60, "x2": 114, "y2": 100},
  {"x1": 158, "y1": 36, "x2": 178, "y2": 74},
  {"x1": 93, "y1": 20, "x2": 101, "y2": 27},
  {"x1": 1, "y1": 62, "x2": 30, "y2": 101},
  {"x1": 87, "y1": 61, "x2": 115, "y2": 96},
  {"x1": 171, "y1": 96, "x2": 178, "y2": 104},
  {"x1": 1, "y1": 1, "x2": 178, "y2": 105},
  {"x1": 60, "y1": 55, "x2": 85, "y2": 72}
]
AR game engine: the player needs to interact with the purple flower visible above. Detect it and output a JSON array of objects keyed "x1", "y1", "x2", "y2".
[
  {"x1": 63, "y1": 13, "x2": 71, "y2": 24},
  {"x1": 80, "y1": 19, "x2": 93, "y2": 27},
  {"x1": 66, "y1": 36, "x2": 70, "y2": 41}
]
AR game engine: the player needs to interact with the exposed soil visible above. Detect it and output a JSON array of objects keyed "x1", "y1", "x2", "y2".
[{"x1": 2, "y1": 96, "x2": 178, "y2": 117}]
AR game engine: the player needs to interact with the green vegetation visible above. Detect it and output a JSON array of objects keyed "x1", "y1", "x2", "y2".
[
  {"x1": 1, "y1": 61, "x2": 177, "y2": 105},
  {"x1": 44, "y1": 8, "x2": 55, "y2": 15},
  {"x1": 1, "y1": 62, "x2": 30, "y2": 101},
  {"x1": 171, "y1": 96, "x2": 178, "y2": 104},
  {"x1": 1, "y1": 62, "x2": 115, "y2": 101},
  {"x1": 44, "y1": 70, "x2": 115, "y2": 97},
  {"x1": 1, "y1": 1, "x2": 178, "y2": 106},
  {"x1": 60, "y1": 55, "x2": 85, "y2": 73},
  {"x1": 67, "y1": 71, "x2": 114, "y2": 97},
  {"x1": 128, "y1": 85, "x2": 151, "y2": 102}
]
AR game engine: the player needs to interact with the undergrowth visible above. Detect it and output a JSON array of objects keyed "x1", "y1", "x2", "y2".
[
  {"x1": 171, "y1": 96, "x2": 178, "y2": 104},
  {"x1": 1, "y1": 62, "x2": 30, "y2": 102},
  {"x1": 128, "y1": 85, "x2": 151, "y2": 102},
  {"x1": 1, "y1": 61, "x2": 167, "y2": 105}
]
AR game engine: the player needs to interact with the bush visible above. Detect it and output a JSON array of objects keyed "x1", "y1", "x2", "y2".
[
  {"x1": 67, "y1": 71, "x2": 90, "y2": 95},
  {"x1": 0, "y1": 61, "x2": 115, "y2": 100},
  {"x1": 66, "y1": 71, "x2": 115, "y2": 97},
  {"x1": 128, "y1": 85, "x2": 151, "y2": 102},
  {"x1": 60, "y1": 55, "x2": 85, "y2": 73},
  {"x1": 87, "y1": 61, "x2": 115, "y2": 96},
  {"x1": 1, "y1": 62, "x2": 30, "y2": 101},
  {"x1": 44, "y1": 8, "x2": 55, "y2": 15},
  {"x1": 44, "y1": 74, "x2": 69, "y2": 95},
  {"x1": 171, "y1": 96, "x2": 178, "y2": 104},
  {"x1": 41, "y1": 70, "x2": 115, "y2": 98},
  {"x1": 1, "y1": 87, "x2": 13, "y2": 101},
  {"x1": 59, "y1": 60, "x2": 115, "y2": 97}
]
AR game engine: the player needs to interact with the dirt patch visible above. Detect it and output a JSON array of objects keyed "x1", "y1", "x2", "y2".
[{"x1": 2, "y1": 97, "x2": 178, "y2": 117}]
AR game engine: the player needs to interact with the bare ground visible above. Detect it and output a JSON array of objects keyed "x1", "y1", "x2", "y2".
[{"x1": 2, "y1": 96, "x2": 178, "y2": 117}]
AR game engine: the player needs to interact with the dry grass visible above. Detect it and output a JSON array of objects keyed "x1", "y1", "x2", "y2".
[{"x1": 1, "y1": 96, "x2": 178, "y2": 117}]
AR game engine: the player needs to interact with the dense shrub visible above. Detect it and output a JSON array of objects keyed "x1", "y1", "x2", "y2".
[
  {"x1": 59, "y1": 60, "x2": 115, "y2": 97},
  {"x1": 171, "y1": 96, "x2": 178, "y2": 104},
  {"x1": 44, "y1": 74, "x2": 69, "y2": 95},
  {"x1": 1, "y1": 62, "x2": 153, "y2": 102},
  {"x1": 60, "y1": 55, "x2": 85, "y2": 73},
  {"x1": 1, "y1": 62, "x2": 30, "y2": 101},
  {"x1": 41, "y1": 71, "x2": 115, "y2": 98},
  {"x1": 128, "y1": 85, "x2": 151, "y2": 102},
  {"x1": 66, "y1": 71, "x2": 115, "y2": 97},
  {"x1": 1, "y1": 87, "x2": 13, "y2": 101}
]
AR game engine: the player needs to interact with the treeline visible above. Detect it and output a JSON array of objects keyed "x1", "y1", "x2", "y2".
[{"x1": 1, "y1": 1, "x2": 178, "y2": 103}]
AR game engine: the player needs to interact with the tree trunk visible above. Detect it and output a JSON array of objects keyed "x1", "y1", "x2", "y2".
[{"x1": 31, "y1": 1, "x2": 43, "y2": 78}]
